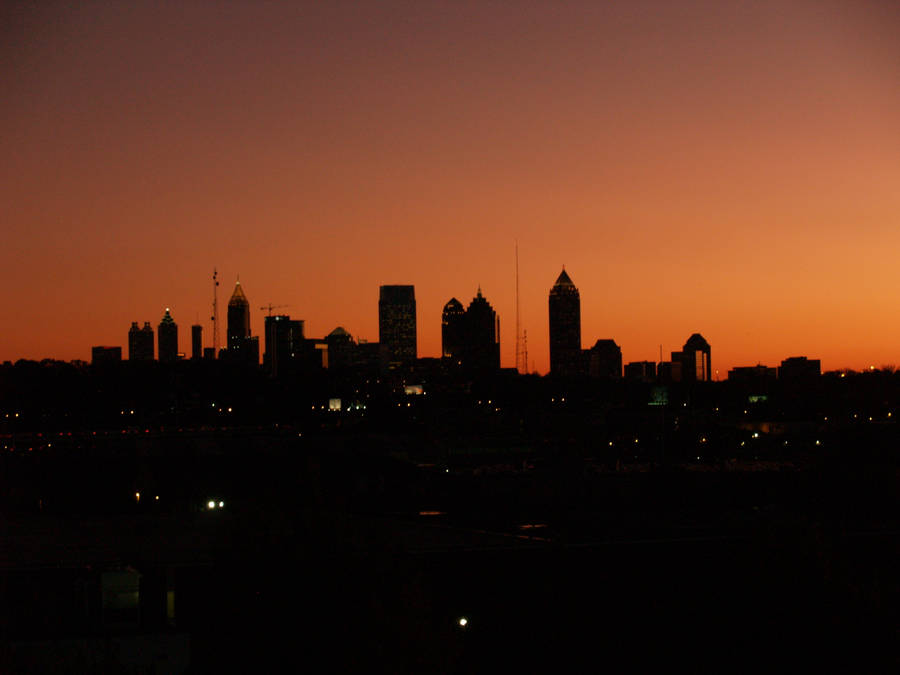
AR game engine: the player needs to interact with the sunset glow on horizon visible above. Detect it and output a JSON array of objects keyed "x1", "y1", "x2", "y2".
[{"x1": 3, "y1": 1, "x2": 900, "y2": 374}]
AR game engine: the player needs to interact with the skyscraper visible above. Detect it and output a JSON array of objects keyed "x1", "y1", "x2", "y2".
[
  {"x1": 191, "y1": 324, "x2": 203, "y2": 360},
  {"x1": 158, "y1": 308, "x2": 178, "y2": 362},
  {"x1": 378, "y1": 285, "x2": 416, "y2": 368},
  {"x1": 674, "y1": 333, "x2": 712, "y2": 382},
  {"x1": 227, "y1": 281, "x2": 251, "y2": 350},
  {"x1": 224, "y1": 280, "x2": 259, "y2": 364},
  {"x1": 587, "y1": 339, "x2": 622, "y2": 378},
  {"x1": 128, "y1": 321, "x2": 154, "y2": 361},
  {"x1": 441, "y1": 297, "x2": 465, "y2": 362},
  {"x1": 548, "y1": 268, "x2": 582, "y2": 376},
  {"x1": 462, "y1": 288, "x2": 500, "y2": 372},
  {"x1": 264, "y1": 315, "x2": 304, "y2": 376}
]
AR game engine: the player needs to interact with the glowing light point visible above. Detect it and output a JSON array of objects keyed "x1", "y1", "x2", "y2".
[
  {"x1": 219, "y1": 501, "x2": 224, "y2": 508},
  {"x1": 458, "y1": 617, "x2": 468, "y2": 627},
  {"x1": 207, "y1": 500, "x2": 216, "y2": 509}
]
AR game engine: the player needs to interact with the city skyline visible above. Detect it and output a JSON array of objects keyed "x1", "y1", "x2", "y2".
[{"x1": 3, "y1": 2, "x2": 900, "y2": 373}]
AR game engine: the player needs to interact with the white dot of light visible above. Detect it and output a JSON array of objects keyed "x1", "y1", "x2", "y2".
[
  {"x1": 218, "y1": 501, "x2": 224, "y2": 508},
  {"x1": 207, "y1": 500, "x2": 216, "y2": 509},
  {"x1": 458, "y1": 617, "x2": 468, "y2": 627}
]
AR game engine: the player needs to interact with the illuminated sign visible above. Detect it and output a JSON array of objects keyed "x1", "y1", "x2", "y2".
[{"x1": 648, "y1": 386, "x2": 668, "y2": 407}]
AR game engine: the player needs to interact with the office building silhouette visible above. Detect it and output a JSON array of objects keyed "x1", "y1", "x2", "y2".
[
  {"x1": 128, "y1": 321, "x2": 154, "y2": 361},
  {"x1": 158, "y1": 308, "x2": 178, "y2": 363},
  {"x1": 549, "y1": 268, "x2": 582, "y2": 376},
  {"x1": 191, "y1": 325, "x2": 202, "y2": 360},
  {"x1": 441, "y1": 297, "x2": 465, "y2": 363},
  {"x1": 779, "y1": 356, "x2": 821, "y2": 380},
  {"x1": 379, "y1": 285, "x2": 416, "y2": 368},
  {"x1": 587, "y1": 339, "x2": 622, "y2": 378},
  {"x1": 226, "y1": 280, "x2": 258, "y2": 364},
  {"x1": 264, "y1": 315, "x2": 304, "y2": 376},
  {"x1": 462, "y1": 288, "x2": 501, "y2": 372},
  {"x1": 227, "y1": 281, "x2": 251, "y2": 349},
  {"x1": 672, "y1": 333, "x2": 712, "y2": 382}
]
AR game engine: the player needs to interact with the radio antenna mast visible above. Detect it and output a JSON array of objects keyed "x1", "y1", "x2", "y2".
[
  {"x1": 212, "y1": 268, "x2": 220, "y2": 355},
  {"x1": 515, "y1": 242, "x2": 521, "y2": 373}
]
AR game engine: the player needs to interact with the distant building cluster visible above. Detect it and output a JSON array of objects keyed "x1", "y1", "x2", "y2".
[
  {"x1": 90, "y1": 272, "x2": 821, "y2": 384},
  {"x1": 441, "y1": 288, "x2": 500, "y2": 373}
]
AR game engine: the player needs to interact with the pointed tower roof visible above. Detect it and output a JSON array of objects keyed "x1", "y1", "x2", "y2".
[
  {"x1": 160, "y1": 308, "x2": 175, "y2": 325},
  {"x1": 443, "y1": 297, "x2": 464, "y2": 312},
  {"x1": 229, "y1": 280, "x2": 248, "y2": 307},
  {"x1": 553, "y1": 268, "x2": 575, "y2": 287}
]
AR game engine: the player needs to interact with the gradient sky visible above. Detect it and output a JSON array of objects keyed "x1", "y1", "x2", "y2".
[{"x1": 3, "y1": 0, "x2": 899, "y2": 374}]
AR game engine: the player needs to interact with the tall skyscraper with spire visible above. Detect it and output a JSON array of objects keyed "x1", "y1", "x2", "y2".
[
  {"x1": 227, "y1": 280, "x2": 251, "y2": 350},
  {"x1": 548, "y1": 268, "x2": 582, "y2": 376},
  {"x1": 226, "y1": 280, "x2": 259, "y2": 364},
  {"x1": 157, "y1": 308, "x2": 178, "y2": 362},
  {"x1": 128, "y1": 321, "x2": 154, "y2": 361},
  {"x1": 462, "y1": 288, "x2": 500, "y2": 372}
]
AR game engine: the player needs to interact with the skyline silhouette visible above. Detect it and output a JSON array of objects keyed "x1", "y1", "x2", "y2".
[{"x1": 3, "y1": 2, "x2": 900, "y2": 372}]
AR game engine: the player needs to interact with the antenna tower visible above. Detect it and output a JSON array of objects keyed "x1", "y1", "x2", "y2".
[
  {"x1": 515, "y1": 242, "x2": 527, "y2": 373},
  {"x1": 523, "y1": 329, "x2": 529, "y2": 374},
  {"x1": 212, "y1": 268, "x2": 220, "y2": 354}
]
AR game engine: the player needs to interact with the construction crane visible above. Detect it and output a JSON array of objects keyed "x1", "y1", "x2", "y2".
[{"x1": 260, "y1": 304, "x2": 289, "y2": 316}]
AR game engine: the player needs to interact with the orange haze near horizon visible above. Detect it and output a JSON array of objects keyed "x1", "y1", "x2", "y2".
[{"x1": 3, "y1": 1, "x2": 900, "y2": 374}]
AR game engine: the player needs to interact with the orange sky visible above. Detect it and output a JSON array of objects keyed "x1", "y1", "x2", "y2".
[{"x1": 2, "y1": 1, "x2": 899, "y2": 374}]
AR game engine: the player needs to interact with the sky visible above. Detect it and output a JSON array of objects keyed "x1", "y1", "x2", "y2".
[{"x1": 2, "y1": 0, "x2": 899, "y2": 374}]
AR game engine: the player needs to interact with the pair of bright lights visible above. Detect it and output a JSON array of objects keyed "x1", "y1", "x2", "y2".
[{"x1": 207, "y1": 500, "x2": 225, "y2": 509}]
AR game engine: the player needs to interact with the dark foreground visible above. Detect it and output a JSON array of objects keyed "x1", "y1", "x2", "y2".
[{"x1": 1, "y1": 434, "x2": 898, "y2": 673}]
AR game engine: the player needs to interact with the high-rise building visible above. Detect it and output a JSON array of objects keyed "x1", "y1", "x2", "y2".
[
  {"x1": 326, "y1": 326, "x2": 356, "y2": 372},
  {"x1": 676, "y1": 333, "x2": 712, "y2": 382},
  {"x1": 549, "y1": 268, "x2": 582, "y2": 376},
  {"x1": 441, "y1": 297, "x2": 465, "y2": 363},
  {"x1": 158, "y1": 308, "x2": 178, "y2": 362},
  {"x1": 378, "y1": 285, "x2": 416, "y2": 367},
  {"x1": 227, "y1": 281, "x2": 251, "y2": 349},
  {"x1": 587, "y1": 339, "x2": 622, "y2": 378},
  {"x1": 191, "y1": 325, "x2": 203, "y2": 360},
  {"x1": 264, "y1": 315, "x2": 304, "y2": 376},
  {"x1": 462, "y1": 288, "x2": 500, "y2": 372},
  {"x1": 128, "y1": 321, "x2": 154, "y2": 361},
  {"x1": 225, "y1": 280, "x2": 258, "y2": 364}
]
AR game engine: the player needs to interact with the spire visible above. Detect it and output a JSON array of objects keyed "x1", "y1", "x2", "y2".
[
  {"x1": 229, "y1": 280, "x2": 248, "y2": 306},
  {"x1": 160, "y1": 308, "x2": 175, "y2": 325},
  {"x1": 553, "y1": 268, "x2": 575, "y2": 287}
]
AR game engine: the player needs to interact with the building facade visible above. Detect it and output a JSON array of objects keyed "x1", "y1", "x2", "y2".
[
  {"x1": 378, "y1": 285, "x2": 416, "y2": 368},
  {"x1": 128, "y1": 322, "x2": 154, "y2": 361},
  {"x1": 226, "y1": 280, "x2": 258, "y2": 364},
  {"x1": 441, "y1": 297, "x2": 465, "y2": 363},
  {"x1": 462, "y1": 288, "x2": 501, "y2": 372},
  {"x1": 158, "y1": 309, "x2": 178, "y2": 362},
  {"x1": 674, "y1": 333, "x2": 712, "y2": 382},
  {"x1": 264, "y1": 315, "x2": 305, "y2": 376},
  {"x1": 191, "y1": 325, "x2": 202, "y2": 360},
  {"x1": 548, "y1": 268, "x2": 582, "y2": 377},
  {"x1": 586, "y1": 339, "x2": 622, "y2": 378}
]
